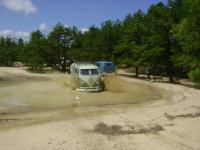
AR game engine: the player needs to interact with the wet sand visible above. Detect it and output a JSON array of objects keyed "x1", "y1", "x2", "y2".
[
  {"x1": 0, "y1": 67, "x2": 164, "y2": 130},
  {"x1": 0, "y1": 75, "x2": 162, "y2": 112},
  {"x1": 0, "y1": 67, "x2": 200, "y2": 150}
]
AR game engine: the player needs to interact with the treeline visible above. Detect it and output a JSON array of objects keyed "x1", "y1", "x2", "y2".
[{"x1": 0, "y1": 0, "x2": 200, "y2": 85}]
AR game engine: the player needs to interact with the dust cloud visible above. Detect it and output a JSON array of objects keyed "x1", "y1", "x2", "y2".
[
  {"x1": 0, "y1": 68, "x2": 164, "y2": 114},
  {"x1": 0, "y1": 68, "x2": 165, "y2": 129}
]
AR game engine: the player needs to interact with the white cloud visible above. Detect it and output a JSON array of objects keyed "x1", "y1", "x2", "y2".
[
  {"x1": 14, "y1": 31, "x2": 30, "y2": 40},
  {"x1": 0, "y1": 29, "x2": 13, "y2": 37},
  {"x1": 64, "y1": 24, "x2": 69, "y2": 28},
  {"x1": 80, "y1": 28, "x2": 89, "y2": 33},
  {"x1": 0, "y1": 29, "x2": 30, "y2": 41},
  {"x1": 0, "y1": 0, "x2": 37, "y2": 14},
  {"x1": 39, "y1": 22, "x2": 48, "y2": 32}
]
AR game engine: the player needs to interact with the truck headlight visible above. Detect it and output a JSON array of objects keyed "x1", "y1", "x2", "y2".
[{"x1": 96, "y1": 79, "x2": 101, "y2": 85}]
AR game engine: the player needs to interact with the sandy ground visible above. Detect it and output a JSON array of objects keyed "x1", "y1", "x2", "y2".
[{"x1": 0, "y1": 67, "x2": 200, "y2": 150}]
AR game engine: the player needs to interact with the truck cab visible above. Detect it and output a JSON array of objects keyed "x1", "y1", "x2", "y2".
[
  {"x1": 96, "y1": 61, "x2": 115, "y2": 75},
  {"x1": 70, "y1": 63, "x2": 103, "y2": 92}
]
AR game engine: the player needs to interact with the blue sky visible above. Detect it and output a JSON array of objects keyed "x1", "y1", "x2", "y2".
[{"x1": 0, "y1": 0, "x2": 167, "y2": 39}]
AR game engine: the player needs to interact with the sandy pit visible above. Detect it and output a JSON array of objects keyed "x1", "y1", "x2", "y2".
[
  {"x1": 0, "y1": 67, "x2": 164, "y2": 129},
  {"x1": 0, "y1": 67, "x2": 200, "y2": 150},
  {"x1": 0, "y1": 68, "x2": 164, "y2": 110}
]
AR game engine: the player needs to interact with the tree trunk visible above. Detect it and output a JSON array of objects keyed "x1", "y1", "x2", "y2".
[
  {"x1": 166, "y1": 29, "x2": 174, "y2": 83},
  {"x1": 135, "y1": 66, "x2": 139, "y2": 78},
  {"x1": 61, "y1": 57, "x2": 66, "y2": 72},
  {"x1": 169, "y1": 75, "x2": 174, "y2": 83},
  {"x1": 147, "y1": 74, "x2": 151, "y2": 80},
  {"x1": 61, "y1": 64, "x2": 66, "y2": 72},
  {"x1": 146, "y1": 67, "x2": 151, "y2": 80},
  {"x1": 168, "y1": 65, "x2": 175, "y2": 83}
]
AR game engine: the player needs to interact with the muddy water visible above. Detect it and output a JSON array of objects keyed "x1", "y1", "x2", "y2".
[
  {"x1": 0, "y1": 75, "x2": 162, "y2": 112},
  {"x1": 0, "y1": 68, "x2": 165, "y2": 129}
]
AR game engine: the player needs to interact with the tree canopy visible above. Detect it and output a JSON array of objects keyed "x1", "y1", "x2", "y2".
[{"x1": 0, "y1": 0, "x2": 200, "y2": 85}]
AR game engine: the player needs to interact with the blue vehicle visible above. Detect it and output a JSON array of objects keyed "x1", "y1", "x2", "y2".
[{"x1": 96, "y1": 61, "x2": 115, "y2": 75}]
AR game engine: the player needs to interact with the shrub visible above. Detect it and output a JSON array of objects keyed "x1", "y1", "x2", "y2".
[{"x1": 188, "y1": 69, "x2": 200, "y2": 86}]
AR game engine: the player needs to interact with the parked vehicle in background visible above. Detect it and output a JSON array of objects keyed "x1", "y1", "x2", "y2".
[
  {"x1": 96, "y1": 61, "x2": 115, "y2": 75},
  {"x1": 70, "y1": 63, "x2": 103, "y2": 92}
]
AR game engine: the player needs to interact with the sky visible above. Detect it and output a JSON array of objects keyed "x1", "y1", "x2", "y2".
[{"x1": 0, "y1": 0, "x2": 167, "y2": 40}]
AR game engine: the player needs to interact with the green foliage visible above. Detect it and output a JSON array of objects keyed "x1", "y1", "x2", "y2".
[
  {"x1": 0, "y1": 37, "x2": 18, "y2": 66},
  {"x1": 47, "y1": 23, "x2": 79, "y2": 71},
  {"x1": 23, "y1": 30, "x2": 47, "y2": 70},
  {"x1": 77, "y1": 26, "x2": 102, "y2": 61},
  {"x1": 168, "y1": 0, "x2": 185, "y2": 23},
  {"x1": 101, "y1": 20, "x2": 124, "y2": 61},
  {"x1": 144, "y1": 2, "x2": 177, "y2": 82},
  {"x1": 188, "y1": 69, "x2": 200, "y2": 86},
  {"x1": 115, "y1": 10, "x2": 146, "y2": 67},
  {"x1": 172, "y1": 0, "x2": 200, "y2": 81}
]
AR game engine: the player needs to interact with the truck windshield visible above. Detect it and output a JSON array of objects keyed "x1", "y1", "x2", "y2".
[
  {"x1": 91, "y1": 69, "x2": 99, "y2": 75},
  {"x1": 80, "y1": 69, "x2": 99, "y2": 76},
  {"x1": 105, "y1": 63, "x2": 112, "y2": 66},
  {"x1": 80, "y1": 69, "x2": 90, "y2": 75}
]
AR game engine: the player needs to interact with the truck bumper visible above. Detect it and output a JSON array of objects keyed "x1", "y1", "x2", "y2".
[{"x1": 77, "y1": 86, "x2": 103, "y2": 92}]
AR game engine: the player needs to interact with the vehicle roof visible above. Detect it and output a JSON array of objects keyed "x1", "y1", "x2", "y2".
[
  {"x1": 76, "y1": 63, "x2": 98, "y2": 69},
  {"x1": 96, "y1": 61, "x2": 114, "y2": 64}
]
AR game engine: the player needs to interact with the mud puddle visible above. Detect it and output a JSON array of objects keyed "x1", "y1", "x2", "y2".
[
  {"x1": 90, "y1": 122, "x2": 164, "y2": 136},
  {"x1": 165, "y1": 112, "x2": 200, "y2": 120},
  {"x1": 0, "y1": 68, "x2": 165, "y2": 129}
]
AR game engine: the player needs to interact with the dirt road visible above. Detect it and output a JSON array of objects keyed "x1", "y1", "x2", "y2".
[{"x1": 0, "y1": 67, "x2": 200, "y2": 150}]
